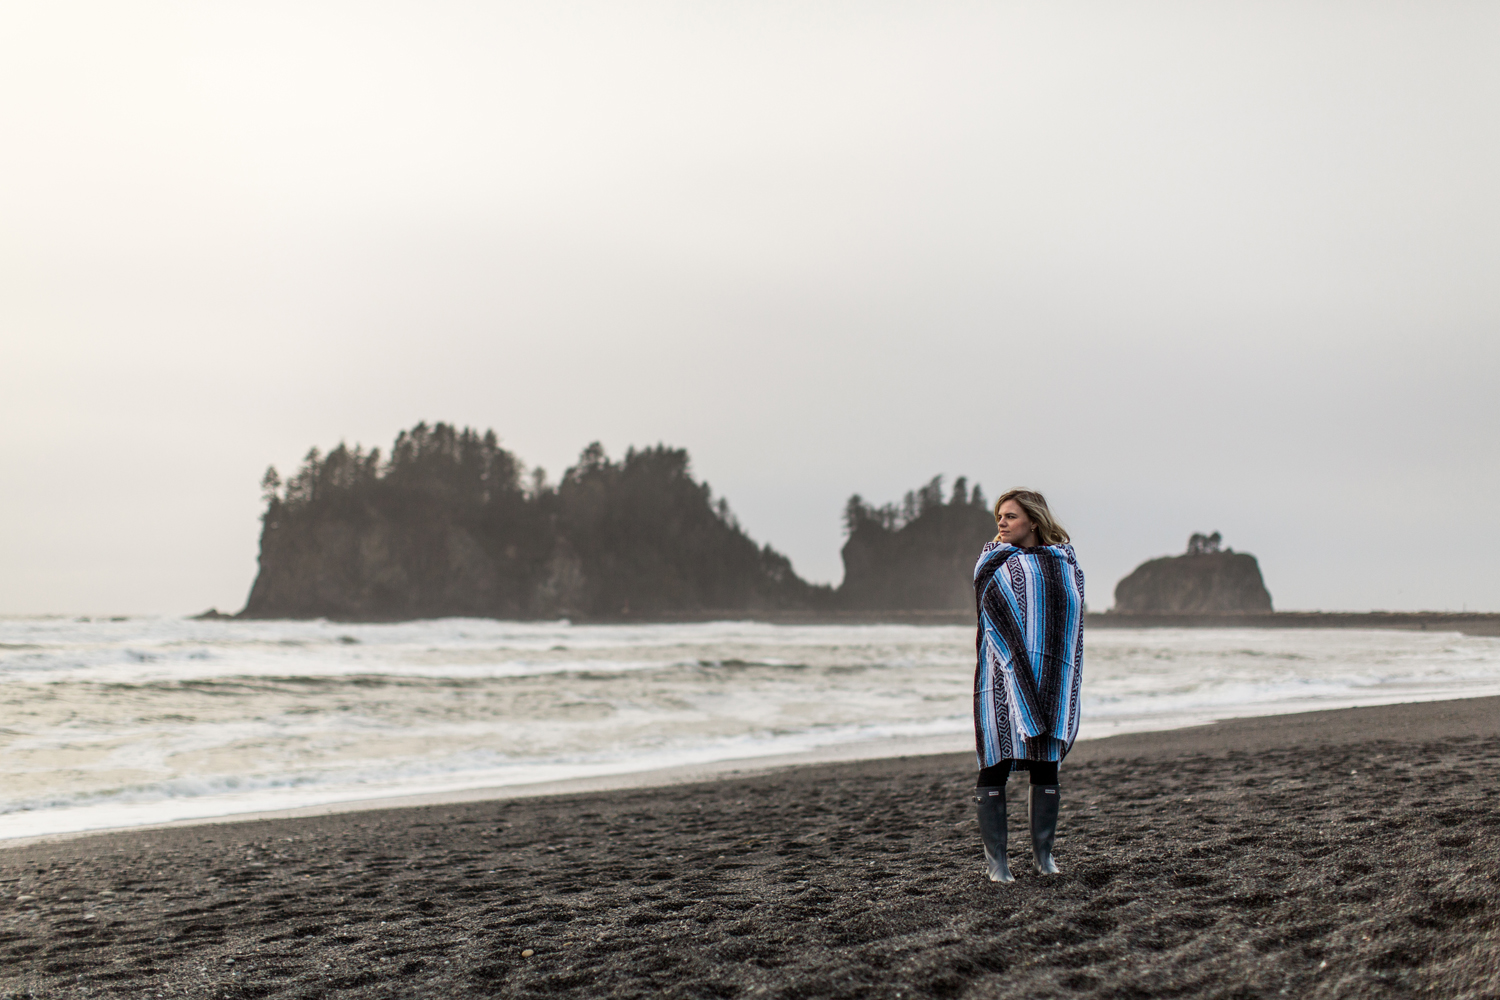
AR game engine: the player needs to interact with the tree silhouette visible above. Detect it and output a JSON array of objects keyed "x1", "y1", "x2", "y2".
[
  {"x1": 244, "y1": 425, "x2": 826, "y2": 619},
  {"x1": 836, "y1": 475, "x2": 995, "y2": 610}
]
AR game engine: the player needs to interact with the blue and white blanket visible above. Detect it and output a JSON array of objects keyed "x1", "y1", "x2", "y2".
[{"x1": 973, "y1": 541, "x2": 1085, "y2": 767}]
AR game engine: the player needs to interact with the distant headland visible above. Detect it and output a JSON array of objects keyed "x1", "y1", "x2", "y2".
[
  {"x1": 222, "y1": 422, "x2": 1488, "y2": 632},
  {"x1": 237, "y1": 423, "x2": 994, "y2": 621}
]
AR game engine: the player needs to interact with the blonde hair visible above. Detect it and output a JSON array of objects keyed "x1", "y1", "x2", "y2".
[{"x1": 993, "y1": 489, "x2": 1070, "y2": 546}]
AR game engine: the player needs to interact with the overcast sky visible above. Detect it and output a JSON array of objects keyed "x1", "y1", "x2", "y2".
[{"x1": 3, "y1": 0, "x2": 1497, "y2": 615}]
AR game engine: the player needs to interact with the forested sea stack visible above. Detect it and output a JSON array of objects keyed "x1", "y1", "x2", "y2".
[
  {"x1": 837, "y1": 477, "x2": 995, "y2": 610},
  {"x1": 240, "y1": 423, "x2": 998, "y2": 619},
  {"x1": 1112, "y1": 532, "x2": 1273, "y2": 613},
  {"x1": 242, "y1": 424, "x2": 823, "y2": 620}
]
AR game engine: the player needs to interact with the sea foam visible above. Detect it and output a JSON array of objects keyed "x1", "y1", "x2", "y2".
[{"x1": 2, "y1": 616, "x2": 1498, "y2": 839}]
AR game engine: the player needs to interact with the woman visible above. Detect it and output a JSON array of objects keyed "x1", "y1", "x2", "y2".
[{"x1": 972, "y1": 489, "x2": 1084, "y2": 882}]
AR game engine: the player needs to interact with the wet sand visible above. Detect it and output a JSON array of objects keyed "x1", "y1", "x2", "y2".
[{"x1": 3, "y1": 697, "x2": 1497, "y2": 999}]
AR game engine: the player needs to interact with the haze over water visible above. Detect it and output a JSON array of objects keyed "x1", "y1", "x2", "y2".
[
  {"x1": 4, "y1": 3, "x2": 1497, "y2": 618},
  {"x1": 5, "y1": 617, "x2": 1500, "y2": 840}
]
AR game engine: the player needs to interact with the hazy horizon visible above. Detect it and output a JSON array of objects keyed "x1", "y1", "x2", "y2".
[{"x1": 4, "y1": 1, "x2": 1497, "y2": 615}]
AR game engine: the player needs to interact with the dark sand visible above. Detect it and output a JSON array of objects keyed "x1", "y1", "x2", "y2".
[{"x1": 3, "y1": 698, "x2": 1498, "y2": 999}]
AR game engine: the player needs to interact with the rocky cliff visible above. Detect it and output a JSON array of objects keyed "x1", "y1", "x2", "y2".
[
  {"x1": 836, "y1": 476, "x2": 994, "y2": 611},
  {"x1": 241, "y1": 424, "x2": 824, "y2": 620},
  {"x1": 240, "y1": 424, "x2": 1000, "y2": 619},
  {"x1": 1113, "y1": 533, "x2": 1273, "y2": 613}
]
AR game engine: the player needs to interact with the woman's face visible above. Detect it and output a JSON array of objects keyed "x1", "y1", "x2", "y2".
[{"x1": 996, "y1": 499, "x2": 1039, "y2": 547}]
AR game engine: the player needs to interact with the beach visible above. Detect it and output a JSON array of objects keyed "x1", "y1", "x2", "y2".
[
  {"x1": 3, "y1": 696, "x2": 1496, "y2": 999},
  {"x1": 11, "y1": 618, "x2": 1500, "y2": 842}
]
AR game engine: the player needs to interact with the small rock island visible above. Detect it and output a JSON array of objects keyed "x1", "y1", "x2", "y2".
[{"x1": 1112, "y1": 532, "x2": 1273, "y2": 614}]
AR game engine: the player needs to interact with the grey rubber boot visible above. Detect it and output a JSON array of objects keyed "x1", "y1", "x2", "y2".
[
  {"x1": 975, "y1": 786, "x2": 1014, "y2": 883},
  {"x1": 1028, "y1": 785, "x2": 1061, "y2": 874}
]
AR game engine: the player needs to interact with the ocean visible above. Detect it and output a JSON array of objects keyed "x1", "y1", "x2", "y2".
[{"x1": 4, "y1": 617, "x2": 1499, "y2": 840}]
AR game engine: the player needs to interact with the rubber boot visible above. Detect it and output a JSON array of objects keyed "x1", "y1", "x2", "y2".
[
  {"x1": 1028, "y1": 785, "x2": 1061, "y2": 874},
  {"x1": 975, "y1": 786, "x2": 1014, "y2": 883}
]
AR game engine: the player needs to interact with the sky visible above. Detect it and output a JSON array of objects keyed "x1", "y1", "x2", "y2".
[{"x1": 2, "y1": 0, "x2": 1497, "y2": 615}]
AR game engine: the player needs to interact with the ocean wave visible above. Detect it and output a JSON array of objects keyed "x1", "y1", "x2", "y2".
[{"x1": 3, "y1": 619, "x2": 1500, "y2": 839}]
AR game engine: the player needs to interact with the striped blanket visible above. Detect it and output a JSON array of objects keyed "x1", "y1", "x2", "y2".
[{"x1": 973, "y1": 541, "x2": 1085, "y2": 767}]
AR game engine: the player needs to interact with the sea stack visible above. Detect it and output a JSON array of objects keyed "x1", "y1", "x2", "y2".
[
  {"x1": 239, "y1": 424, "x2": 824, "y2": 620},
  {"x1": 837, "y1": 476, "x2": 994, "y2": 611},
  {"x1": 1113, "y1": 532, "x2": 1272, "y2": 613}
]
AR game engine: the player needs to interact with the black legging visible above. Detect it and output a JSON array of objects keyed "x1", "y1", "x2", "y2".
[{"x1": 977, "y1": 759, "x2": 1059, "y2": 787}]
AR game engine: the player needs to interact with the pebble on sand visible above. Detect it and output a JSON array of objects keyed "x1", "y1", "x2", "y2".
[{"x1": 521, "y1": 949, "x2": 534, "y2": 958}]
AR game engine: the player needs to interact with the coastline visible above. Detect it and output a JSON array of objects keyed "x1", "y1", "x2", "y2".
[
  {"x1": 0, "y1": 733, "x2": 972, "y2": 852},
  {"x1": 222, "y1": 607, "x2": 1500, "y2": 637},
  {"x1": 12, "y1": 618, "x2": 1500, "y2": 852},
  {"x1": 3, "y1": 695, "x2": 1495, "y2": 998},
  {"x1": 11, "y1": 691, "x2": 1500, "y2": 852}
]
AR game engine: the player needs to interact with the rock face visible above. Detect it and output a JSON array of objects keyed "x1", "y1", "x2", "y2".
[
  {"x1": 837, "y1": 477, "x2": 995, "y2": 610},
  {"x1": 244, "y1": 512, "x2": 527, "y2": 620},
  {"x1": 241, "y1": 425, "x2": 824, "y2": 620},
  {"x1": 1113, "y1": 533, "x2": 1273, "y2": 613},
  {"x1": 240, "y1": 424, "x2": 1003, "y2": 620}
]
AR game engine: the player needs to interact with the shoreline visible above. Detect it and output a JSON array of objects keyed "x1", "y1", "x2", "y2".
[
  {"x1": 215, "y1": 608, "x2": 1500, "y2": 636},
  {"x1": 3, "y1": 694, "x2": 1495, "y2": 998},
  {"x1": 10, "y1": 618, "x2": 1498, "y2": 853},
  {"x1": 8, "y1": 694, "x2": 1498, "y2": 853},
  {"x1": 0, "y1": 733, "x2": 971, "y2": 851}
]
